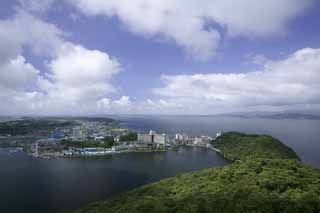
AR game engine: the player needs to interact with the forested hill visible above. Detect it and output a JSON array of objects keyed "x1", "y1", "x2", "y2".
[
  {"x1": 71, "y1": 132, "x2": 320, "y2": 213},
  {"x1": 214, "y1": 132, "x2": 300, "y2": 161}
]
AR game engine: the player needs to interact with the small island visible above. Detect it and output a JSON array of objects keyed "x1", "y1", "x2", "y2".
[{"x1": 71, "y1": 132, "x2": 320, "y2": 213}]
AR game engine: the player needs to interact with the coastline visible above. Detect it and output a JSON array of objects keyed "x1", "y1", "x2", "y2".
[{"x1": 27, "y1": 146, "x2": 179, "y2": 159}]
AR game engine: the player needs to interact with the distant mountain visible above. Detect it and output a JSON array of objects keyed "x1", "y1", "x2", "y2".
[{"x1": 217, "y1": 112, "x2": 320, "y2": 120}]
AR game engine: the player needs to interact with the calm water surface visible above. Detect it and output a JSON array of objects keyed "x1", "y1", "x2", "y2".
[{"x1": 0, "y1": 147, "x2": 227, "y2": 213}]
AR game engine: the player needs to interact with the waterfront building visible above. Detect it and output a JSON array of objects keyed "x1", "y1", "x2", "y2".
[
  {"x1": 149, "y1": 130, "x2": 156, "y2": 136},
  {"x1": 153, "y1": 133, "x2": 168, "y2": 145},
  {"x1": 193, "y1": 136, "x2": 212, "y2": 146},
  {"x1": 138, "y1": 130, "x2": 169, "y2": 145},
  {"x1": 216, "y1": 130, "x2": 223, "y2": 138},
  {"x1": 175, "y1": 133, "x2": 183, "y2": 141},
  {"x1": 193, "y1": 137, "x2": 202, "y2": 145},
  {"x1": 201, "y1": 136, "x2": 212, "y2": 144},
  {"x1": 137, "y1": 133, "x2": 153, "y2": 143}
]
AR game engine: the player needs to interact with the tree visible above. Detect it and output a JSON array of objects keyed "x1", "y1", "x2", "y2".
[
  {"x1": 104, "y1": 136, "x2": 115, "y2": 148},
  {"x1": 120, "y1": 132, "x2": 137, "y2": 142}
]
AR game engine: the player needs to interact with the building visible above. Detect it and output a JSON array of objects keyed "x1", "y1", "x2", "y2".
[
  {"x1": 138, "y1": 130, "x2": 169, "y2": 145},
  {"x1": 153, "y1": 133, "x2": 168, "y2": 145},
  {"x1": 201, "y1": 136, "x2": 212, "y2": 144},
  {"x1": 193, "y1": 137, "x2": 202, "y2": 145},
  {"x1": 193, "y1": 136, "x2": 212, "y2": 146},
  {"x1": 149, "y1": 130, "x2": 156, "y2": 136},
  {"x1": 216, "y1": 130, "x2": 223, "y2": 138},
  {"x1": 175, "y1": 133, "x2": 183, "y2": 141},
  {"x1": 137, "y1": 133, "x2": 153, "y2": 143},
  {"x1": 114, "y1": 135, "x2": 120, "y2": 142}
]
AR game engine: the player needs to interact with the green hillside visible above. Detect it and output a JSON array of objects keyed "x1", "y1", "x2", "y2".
[
  {"x1": 72, "y1": 133, "x2": 320, "y2": 213},
  {"x1": 214, "y1": 132, "x2": 300, "y2": 161}
]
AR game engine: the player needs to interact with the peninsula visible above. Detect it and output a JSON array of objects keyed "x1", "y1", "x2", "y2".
[{"x1": 72, "y1": 132, "x2": 320, "y2": 213}]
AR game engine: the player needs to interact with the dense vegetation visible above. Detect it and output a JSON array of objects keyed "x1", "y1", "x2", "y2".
[
  {"x1": 72, "y1": 132, "x2": 320, "y2": 213},
  {"x1": 119, "y1": 132, "x2": 138, "y2": 141},
  {"x1": 214, "y1": 132, "x2": 300, "y2": 161},
  {"x1": 60, "y1": 137, "x2": 114, "y2": 148},
  {"x1": 0, "y1": 118, "x2": 76, "y2": 136}
]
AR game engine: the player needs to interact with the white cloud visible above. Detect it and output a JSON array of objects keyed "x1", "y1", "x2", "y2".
[
  {"x1": 0, "y1": 56, "x2": 39, "y2": 90},
  {"x1": 0, "y1": 56, "x2": 41, "y2": 113},
  {"x1": 39, "y1": 43, "x2": 121, "y2": 104},
  {"x1": 0, "y1": 9, "x2": 123, "y2": 115},
  {"x1": 0, "y1": 10, "x2": 63, "y2": 114},
  {"x1": 152, "y1": 48, "x2": 320, "y2": 114},
  {"x1": 68, "y1": 0, "x2": 313, "y2": 61},
  {"x1": 0, "y1": 9, "x2": 64, "y2": 63},
  {"x1": 97, "y1": 96, "x2": 132, "y2": 112},
  {"x1": 113, "y1": 96, "x2": 131, "y2": 108}
]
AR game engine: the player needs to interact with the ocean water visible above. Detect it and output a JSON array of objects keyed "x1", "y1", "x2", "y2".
[{"x1": 0, "y1": 146, "x2": 227, "y2": 213}]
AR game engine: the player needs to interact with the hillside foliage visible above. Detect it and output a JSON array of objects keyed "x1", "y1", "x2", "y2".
[
  {"x1": 71, "y1": 132, "x2": 320, "y2": 213},
  {"x1": 214, "y1": 132, "x2": 300, "y2": 161}
]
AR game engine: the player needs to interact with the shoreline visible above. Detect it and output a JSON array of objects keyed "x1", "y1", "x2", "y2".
[
  {"x1": 27, "y1": 147, "x2": 179, "y2": 159},
  {"x1": 25, "y1": 145, "x2": 222, "y2": 159}
]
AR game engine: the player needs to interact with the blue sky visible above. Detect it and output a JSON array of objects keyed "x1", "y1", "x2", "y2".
[{"x1": 0, "y1": 0, "x2": 320, "y2": 115}]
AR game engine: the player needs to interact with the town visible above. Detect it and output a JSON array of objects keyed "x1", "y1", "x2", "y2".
[
  {"x1": 35, "y1": 127, "x2": 224, "y2": 158},
  {"x1": 0, "y1": 117, "x2": 223, "y2": 158}
]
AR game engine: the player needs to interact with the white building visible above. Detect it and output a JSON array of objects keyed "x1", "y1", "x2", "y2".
[
  {"x1": 138, "y1": 130, "x2": 169, "y2": 145},
  {"x1": 216, "y1": 130, "x2": 223, "y2": 138},
  {"x1": 193, "y1": 137, "x2": 202, "y2": 145},
  {"x1": 201, "y1": 136, "x2": 212, "y2": 144},
  {"x1": 193, "y1": 136, "x2": 212, "y2": 145},
  {"x1": 149, "y1": 130, "x2": 156, "y2": 136},
  {"x1": 175, "y1": 133, "x2": 183, "y2": 141},
  {"x1": 138, "y1": 133, "x2": 153, "y2": 143},
  {"x1": 154, "y1": 133, "x2": 168, "y2": 145}
]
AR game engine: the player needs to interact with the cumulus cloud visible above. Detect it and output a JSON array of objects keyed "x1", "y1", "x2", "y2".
[
  {"x1": 42, "y1": 43, "x2": 120, "y2": 102},
  {"x1": 21, "y1": 42, "x2": 121, "y2": 114},
  {"x1": 0, "y1": 56, "x2": 39, "y2": 90},
  {"x1": 32, "y1": 42, "x2": 121, "y2": 114},
  {"x1": 0, "y1": 10, "x2": 61, "y2": 113},
  {"x1": 152, "y1": 48, "x2": 320, "y2": 113},
  {"x1": 0, "y1": 9, "x2": 123, "y2": 115},
  {"x1": 97, "y1": 96, "x2": 132, "y2": 112},
  {"x1": 0, "y1": 9, "x2": 64, "y2": 63},
  {"x1": 68, "y1": 0, "x2": 313, "y2": 61}
]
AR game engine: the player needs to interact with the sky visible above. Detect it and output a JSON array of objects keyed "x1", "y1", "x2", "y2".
[{"x1": 0, "y1": 0, "x2": 320, "y2": 115}]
